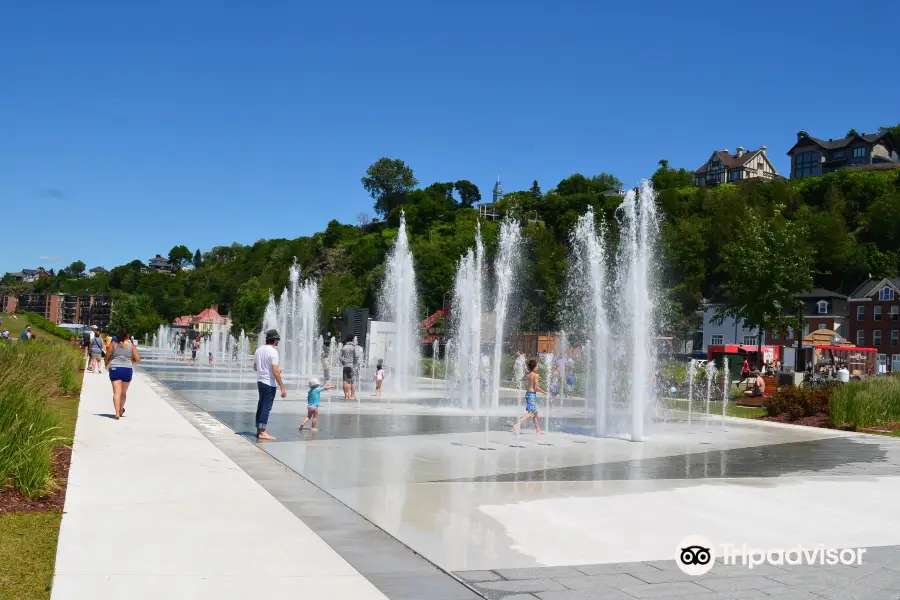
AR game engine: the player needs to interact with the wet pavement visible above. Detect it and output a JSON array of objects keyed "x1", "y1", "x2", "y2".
[{"x1": 141, "y1": 352, "x2": 900, "y2": 597}]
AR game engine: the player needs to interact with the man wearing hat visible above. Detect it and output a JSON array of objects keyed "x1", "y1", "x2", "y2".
[{"x1": 253, "y1": 329, "x2": 287, "y2": 440}]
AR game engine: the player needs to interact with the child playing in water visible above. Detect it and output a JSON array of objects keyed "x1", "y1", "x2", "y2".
[
  {"x1": 208, "y1": 351, "x2": 214, "y2": 366},
  {"x1": 374, "y1": 360, "x2": 385, "y2": 397},
  {"x1": 514, "y1": 359, "x2": 546, "y2": 434},
  {"x1": 300, "y1": 377, "x2": 335, "y2": 432}
]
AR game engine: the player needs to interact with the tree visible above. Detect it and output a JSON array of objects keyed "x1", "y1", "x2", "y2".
[
  {"x1": 108, "y1": 293, "x2": 165, "y2": 337},
  {"x1": 846, "y1": 128, "x2": 859, "y2": 137},
  {"x1": 168, "y1": 245, "x2": 193, "y2": 270},
  {"x1": 652, "y1": 159, "x2": 695, "y2": 192},
  {"x1": 65, "y1": 260, "x2": 86, "y2": 278},
  {"x1": 355, "y1": 212, "x2": 373, "y2": 228},
  {"x1": 717, "y1": 209, "x2": 813, "y2": 362},
  {"x1": 454, "y1": 180, "x2": 480, "y2": 208},
  {"x1": 193, "y1": 249, "x2": 202, "y2": 268},
  {"x1": 362, "y1": 158, "x2": 418, "y2": 217},
  {"x1": 529, "y1": 180, "x2": 542, "y2": 201}
]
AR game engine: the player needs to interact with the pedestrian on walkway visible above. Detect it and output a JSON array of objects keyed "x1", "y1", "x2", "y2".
[
  {"x1": 299, "y1": 377, "x2": 335, "y2": 432},
  {"x1": 105, "y1": 328, "x2": 141, "y2": 419},
  {"x1": 90, "y1": 328, "x2": 106, "y2": 373},
  {"x1": 340, "y1": 336, "x2": 358, "y2": 401},
  {"x1": 253, "y1": 329, "x2": 286, "y2": 440}
]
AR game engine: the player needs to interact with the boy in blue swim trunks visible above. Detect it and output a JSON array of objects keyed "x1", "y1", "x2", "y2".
[
  {"x1": 299, "y1": 377, "x2": 335, "y2": 432},
  {"x1": 514, "y1": 358, "x2": 546, "y2": 434}
]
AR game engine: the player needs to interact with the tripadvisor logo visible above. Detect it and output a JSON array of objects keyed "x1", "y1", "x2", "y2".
[
  {"x1": 676, "y1": 536, "x2": 868, "y2": 575},
  {"x1": 676, "y1": 536, "x2": 715, "y2": 576}
]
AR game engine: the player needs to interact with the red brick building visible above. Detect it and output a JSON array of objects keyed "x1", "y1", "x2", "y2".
[
  {"x1": 766, "y1": 289, "x2": 850, "y2": 347},
  {"x1": 848, "y1": 278, "x2": 900, "y2": 373}
]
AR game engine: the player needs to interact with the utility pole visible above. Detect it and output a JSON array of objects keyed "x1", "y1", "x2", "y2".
[{"x1": 535, "y1": 289, "x2": 545, "y2": 355}]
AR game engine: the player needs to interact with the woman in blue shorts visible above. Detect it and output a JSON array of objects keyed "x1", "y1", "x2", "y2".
[{"x1": 105, "y1": 327, "x2": 141, "y2": 419}]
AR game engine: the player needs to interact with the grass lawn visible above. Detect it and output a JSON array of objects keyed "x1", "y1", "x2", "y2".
[
  {"x1": 660, "y1": 398, "x2": 766, "y2": 419},
  {"x1": 2, "y1": 313, "x2": 71, "y2": 344},
  {"x1": 0, "y1": 511, "x2": 61, "y2": 599}
]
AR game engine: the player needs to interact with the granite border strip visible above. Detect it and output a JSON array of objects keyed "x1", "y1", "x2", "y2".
[{"x1": 142, "y1": 372, "x2": 485, "y2": 600}]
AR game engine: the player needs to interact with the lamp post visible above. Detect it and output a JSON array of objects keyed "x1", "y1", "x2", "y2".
[{"x1": 535, "y1": 289, "x2": 545, "y2": 355}]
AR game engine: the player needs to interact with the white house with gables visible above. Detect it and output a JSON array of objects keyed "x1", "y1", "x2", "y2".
[{"x1": 694, "y1": 146, "x2": 778, "y2": 186}]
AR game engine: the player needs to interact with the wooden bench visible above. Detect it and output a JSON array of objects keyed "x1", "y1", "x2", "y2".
[{"x1": 737, "y1": 375, "x2": 779, "y2": 407}]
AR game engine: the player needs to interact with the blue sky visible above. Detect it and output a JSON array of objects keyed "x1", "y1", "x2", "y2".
[{"x1": 1, "y1": 0, "x2": 897, "y2": 274}]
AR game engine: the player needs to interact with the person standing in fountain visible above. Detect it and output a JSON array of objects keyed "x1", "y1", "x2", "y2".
[
  {"x1": 253, "y1": 329, "x2": 287, "y2": 440},
  {"x1": 374, "y1": 359, "x2": 385, "y2": 397},
  {"x1": 190, "y1": 337, "x2": 199, "y2": 366},
  {"x1": 514, "y1": 359, "x2": 547, "y2": 434},
  {"x1": 299, "y1": 377, "x2": 335, "y2": 432},
  {"x1": 341, "y1": 336, "x2": 358, "y2": 401}
]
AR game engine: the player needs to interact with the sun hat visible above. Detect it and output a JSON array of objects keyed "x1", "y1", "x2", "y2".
[{"x1": 308, "y1": 377, "x2": 321, "y2": 388}]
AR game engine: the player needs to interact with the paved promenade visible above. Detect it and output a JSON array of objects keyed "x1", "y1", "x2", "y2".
[{"x1": 51, "y1": 369, "x2": 390, "y2": 600}]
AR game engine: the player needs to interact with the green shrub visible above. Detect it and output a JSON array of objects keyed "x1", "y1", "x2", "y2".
[
  {"x1": 765, "y1": 382, "x2": 837, "y2": 420},
  {"x1": 0, "y1": 385, "x2": 62, "y2": 498},
  {"x1": 830, "y1": 377, "x2": 900, "y2": 430}
]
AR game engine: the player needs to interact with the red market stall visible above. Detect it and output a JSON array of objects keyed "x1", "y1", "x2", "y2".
[
  {"x1": 707, "y1": 345, "x2": 782, "y2": 369},
  {"x1": 805, "y1": 345, "x2": 877, "y2": 376}
]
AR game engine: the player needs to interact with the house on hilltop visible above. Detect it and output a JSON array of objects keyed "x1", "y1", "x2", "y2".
[
  {"x1": 694, "y1": 146, "x2": 778, "y2": 186},
  {"x1": 787, "y1": 130, "x2": 899, "y2": 178}
]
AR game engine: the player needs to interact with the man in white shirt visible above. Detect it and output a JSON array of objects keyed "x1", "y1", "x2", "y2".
[{"x1": 253, "y1": 329, "x2": 287, "y2": 440}]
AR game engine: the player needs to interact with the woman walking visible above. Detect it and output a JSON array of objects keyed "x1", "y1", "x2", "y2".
[
  {"x1": 105, "y1": 327, "x2": 141, "y2": 419},
  {"x1": 90, "y1": 329, "x2": 106, "y2": 374}
]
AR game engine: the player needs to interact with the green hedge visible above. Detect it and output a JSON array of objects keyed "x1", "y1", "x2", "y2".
[{"x1": 23, "y1": 312, "x2": 77, "y2": 342}]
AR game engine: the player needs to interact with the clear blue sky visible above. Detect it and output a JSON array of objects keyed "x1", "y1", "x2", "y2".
[{"x1": 1, "y1": 0, "x2": 896, "y2": 274}]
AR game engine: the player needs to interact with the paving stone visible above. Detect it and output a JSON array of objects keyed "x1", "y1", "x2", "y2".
[
  {"x1": 691, "y1": 575, "x2": 779, "y2": 592},
  {"x1": 764, "y1": 569, "x2": 853, "y2": 587},
  {"x1": 457, "y1": 570, "x2": 503, "y2": 582},
  {"x1": 861, "y1": 546, "x2": 900, "y2": 567},
  {"x1": 617, "y1": 581, "x2": 712, "y2": 598},
  {"x1": 749, "y1": 593, "x2": 823, "y2": 600},
  {"x1": 756, "y1": 583, "x2": 831, "y2": 596},
  {"x1": 816, "y1": 585, "x2": 900, "y2": 600},
  {"x1": 677, "y1": 591, "x2": 770, "y2": 600},
  {"x1": 536, "y1": 589, "x2": 636, "y2": 600},
  {"x1": 554, "y1": 573, "x2": 648, "y2": 590},
  {"x1": 858, "y1": 567, "x2": 900, "y2": 590},
  {"x1": 478, "y1": 579, "x2": 568, "y2": 594},
  {"x1": 629, "y1": 568, "x2": 708, "y2": 584},
  {"x1": 495, "y1": 566, "x2": 584, "y2": 580},
  {"x1": 642, "y1": 559, "x2": 684, "y2": 571},
  {"x1": 573, "y1": 562, "x2": 663, "y2": 576},
  {"x1": 367, "y1": 571, "x2": 483, "y2": 600},
  {"x1": 706, "y1": 562, "x2": 788, "y2": 578}
]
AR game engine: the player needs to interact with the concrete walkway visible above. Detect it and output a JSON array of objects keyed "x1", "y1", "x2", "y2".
[{"x1": 52, "y1": 369, "x2": 389, "y2": 600}]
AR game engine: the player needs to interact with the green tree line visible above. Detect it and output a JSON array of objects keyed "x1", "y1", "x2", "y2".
[{"x1": 4, "y1": 146, "x2": 900, "y2": 339}]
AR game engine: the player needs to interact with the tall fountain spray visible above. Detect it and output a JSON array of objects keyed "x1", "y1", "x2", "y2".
[
  {"x1": 567, "y1": 182, "x2": 660, "y2": 441},
  {"x1": 489, "y1": 218, "x2": 522, "y2": 410},
  {"x1": 450, "y1": 224, "x2": 484, "y2": 410},
  {"x1": 261, "y1": 262, "x2": 319, "y2": 376},
  {"x1": 380, "y1": 212, "x2": 419, "y2": 395},
  {"x1": 617, "y1": 181, "x2": 660, "y2": 441},
  {"x1": 570, "y1": 208, "x2": 612, "y2": 436}
]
